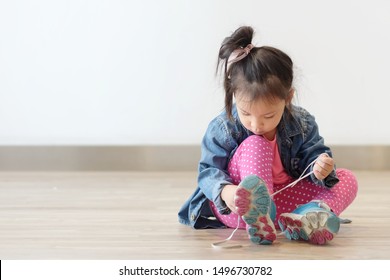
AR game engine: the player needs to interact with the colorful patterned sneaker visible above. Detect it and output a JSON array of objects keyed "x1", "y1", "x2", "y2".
[
  {"x1": 278, "y1": 201, "x2": 349, "y2": 245},
  {"x1": 234, "y1": 175, "x2": 277, "y2": 245}
]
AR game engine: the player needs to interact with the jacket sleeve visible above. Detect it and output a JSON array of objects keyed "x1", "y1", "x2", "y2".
[
  {"x1": 197, "y1": 117, "x2": 236, "y2": 215},
  {"x1": 297, "y1": 113, "x2": 339, "y2": 188}
]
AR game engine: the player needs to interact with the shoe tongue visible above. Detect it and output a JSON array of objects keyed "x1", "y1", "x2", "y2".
[
  {"x1": 317, "y1": 201, "x2": 332, "y2": 211},
  {"x1": 304, "y1": 200, "x2": 332, "y2": 211}
]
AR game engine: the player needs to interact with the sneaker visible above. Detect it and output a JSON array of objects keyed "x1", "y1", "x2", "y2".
[
  {"x1": 278, "y1": 201, "x2": 347, "y2": 245},
  {"x1": 234, "y1": 175, "x2": 277, "y2": 245}
]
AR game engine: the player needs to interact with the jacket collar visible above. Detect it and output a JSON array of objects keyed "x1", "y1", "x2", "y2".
[{"x1": 278, "y1": 107, "x2": 304, "y2": 138}]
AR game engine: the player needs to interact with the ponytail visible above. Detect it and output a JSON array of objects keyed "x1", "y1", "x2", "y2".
[
  {"x1": 216, "y1": 26, "x2": 294, "y2": 120},
  {"x1": 217, "y1": 26, "x2": 255, "y2": 118}
]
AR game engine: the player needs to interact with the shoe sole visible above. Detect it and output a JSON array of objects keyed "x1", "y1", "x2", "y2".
[
  {"x1": 234, "y1": 175, "x2": 276, "y2": 245},
  {"x1": 278, "y1": 211, "x2": 340, "y2": 245}
]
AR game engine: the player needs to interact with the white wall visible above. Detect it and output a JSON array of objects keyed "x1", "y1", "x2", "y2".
[{"x1": 0, "y1": 0, "x2": 389, "y2": 145}]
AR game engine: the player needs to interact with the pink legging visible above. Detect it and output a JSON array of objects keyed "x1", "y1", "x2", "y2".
[{"x1": 210, "y1": 135, "x2": 358, "y2": 229}]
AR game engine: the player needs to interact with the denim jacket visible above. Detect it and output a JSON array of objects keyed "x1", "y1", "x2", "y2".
[{"x1": 178, "y1": 104, "x2": 339, "y2": 229}]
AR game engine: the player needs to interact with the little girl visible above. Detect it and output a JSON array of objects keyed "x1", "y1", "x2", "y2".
[{"x1": 178, "y1": 26, "x2": 358, "y2": 245}]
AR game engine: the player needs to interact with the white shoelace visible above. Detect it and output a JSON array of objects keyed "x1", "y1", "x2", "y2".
[{"x1": 212, "y1": 157, "x2": 319, "y2": 249}]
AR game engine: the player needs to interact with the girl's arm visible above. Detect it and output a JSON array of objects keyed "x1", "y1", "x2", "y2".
[
  {"x1": 197, "y1": 117, "x2": 237, "y2": 215},
  {"x1": 297, "y1": 113, "x2": 339, "y2": 188}
]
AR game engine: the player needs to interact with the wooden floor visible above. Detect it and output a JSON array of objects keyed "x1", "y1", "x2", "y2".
[{"x1": 0, "y1": 171, "x2": 389, "y2": 260}]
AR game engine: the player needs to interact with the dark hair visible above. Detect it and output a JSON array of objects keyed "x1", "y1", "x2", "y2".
[{"x1": 217, "y1": 26, "x2": 294, "y2": 119}]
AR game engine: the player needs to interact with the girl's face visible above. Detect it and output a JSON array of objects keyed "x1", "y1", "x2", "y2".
[{"x1": 236, "y1": 95, "x2": 287, "y2": 140}]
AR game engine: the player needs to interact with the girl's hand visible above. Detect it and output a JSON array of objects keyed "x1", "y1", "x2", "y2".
[
  {"x1": 221, "y1": 184, "x2": 238, "y2": 213},
  {"x1": 313, "y1": 153, "x2": 335, "y2": 180}
]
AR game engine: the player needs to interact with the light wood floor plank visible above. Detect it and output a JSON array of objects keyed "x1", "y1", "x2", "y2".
[{"x1": 0, "y1": 171, "x2": 389, "y2": 259}]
